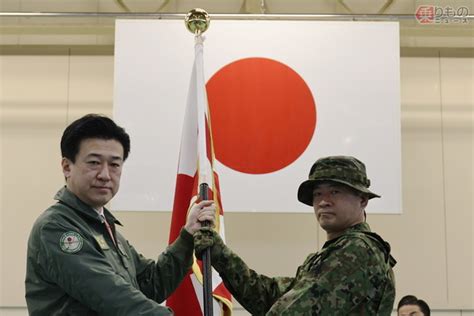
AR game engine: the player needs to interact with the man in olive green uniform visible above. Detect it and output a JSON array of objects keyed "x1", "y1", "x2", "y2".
[
  {"x1": 26, "y1": 114, "x2": 215, "y2": 315},
  {"x1": 195, "y1": 156, "x2": 396, "y2": 315}
]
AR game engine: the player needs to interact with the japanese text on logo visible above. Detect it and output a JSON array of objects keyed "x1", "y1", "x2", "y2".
[{"x1": 415, "y1": 5, "x2": 470, "y2": 24}]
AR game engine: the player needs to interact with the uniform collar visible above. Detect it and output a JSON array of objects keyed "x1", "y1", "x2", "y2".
[
  {"x1": 322, "y1": 221, "x2": 396, "y2": 267},
  {"x1": 323, "y1": 222, "x2": 371, "y2": 248},
  {"x1": 346, "y1": 222, "x2": 371, "y2": 233},
  {"x1": 54, "y1": 186, "x2": 122, "y2": 226}
]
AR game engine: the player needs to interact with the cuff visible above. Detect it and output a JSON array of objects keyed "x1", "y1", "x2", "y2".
[
  {"x1": 179, "y1": 227, "x2": 194, "y2": 245},
  {"x1": 168, "y1": 228, "x2": 194, "y2": 254}
]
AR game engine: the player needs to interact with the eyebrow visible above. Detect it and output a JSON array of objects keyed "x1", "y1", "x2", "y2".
[{"x1": 86, "y1": 153, "x2": 123, "y2": 161}]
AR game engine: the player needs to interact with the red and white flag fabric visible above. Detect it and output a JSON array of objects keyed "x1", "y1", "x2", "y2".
[
  {"x1": 113, "y1": 20, "x2": 401, "y2": 214},
  {"x1": 166, "y1": 35, "x2": 232, "y2": 316}
]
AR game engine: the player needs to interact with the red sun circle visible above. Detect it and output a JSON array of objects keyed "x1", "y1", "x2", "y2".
[{"x1": 206, "y1": 57, "x2": 317, "y2": 174}]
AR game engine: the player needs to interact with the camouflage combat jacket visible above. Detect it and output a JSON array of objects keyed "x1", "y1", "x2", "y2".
[
  {"x1": 214, "y1": 222, "x2": 396, "y2": 316},
  {"x1": 25, "y1": 187, "x2": 193, "y2": 316}
]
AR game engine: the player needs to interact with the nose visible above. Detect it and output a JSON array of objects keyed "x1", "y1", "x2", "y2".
[
  {"x1": 315, "y1": 193, "x2": 332, "y2": 207},
  {"x1": 318, "y1": 198, "x2": 332, "y2": 207},
  {"x1": 97, "y1": 165, "x2": 111, "y2": 181}
]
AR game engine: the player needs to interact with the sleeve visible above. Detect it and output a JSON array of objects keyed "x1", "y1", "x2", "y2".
[
  {"x1": 212, "y1": 244, "x2": 295, "y2": 316},
  {"x1": 133, "y1": 228, "x2": 194, "y2": 302},
  {"x1": 300, "y1": 237, "x2": 382, "y2": 315},
  {"x1": 38, "y1": 221, "x2": 173, "y2": 316}
]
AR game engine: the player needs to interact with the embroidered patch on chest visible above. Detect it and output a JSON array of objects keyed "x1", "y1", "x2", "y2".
[{"x1": 59, "y1": 231, "x2": 84, "y2": 253}]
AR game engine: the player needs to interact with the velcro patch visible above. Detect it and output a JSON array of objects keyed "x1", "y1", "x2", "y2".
[
  {"x1": 94, "y1": 234, "x2": 110, "y2": 250},
  {"x1": 59, "y1": 231, "x2": 84, "y2": 253}
]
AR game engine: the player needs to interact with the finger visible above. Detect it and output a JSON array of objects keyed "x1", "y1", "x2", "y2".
[
  {"x1": 196, "y1": 200, "x2": 214, "y2": 208},
  {"x1": 199, "y1": 208, "x2": 216, "y2": 216},
  {"x1": 194, "y1": 207, "x2": 214, "y2": 218},
  {"x1": 189, "y1": 201, "x2": 214, "y2": 218},
  {"x1": 198, "y1": 210, "x2": 216, "y2": 220},
  {"x1": 198, "y1": 216, "x2": 215, "y2": 224},
  {"x1": 197, "y1": 227, "x2": 214, "y2": 235}
]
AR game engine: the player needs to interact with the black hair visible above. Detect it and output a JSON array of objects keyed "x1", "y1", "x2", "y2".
[
  {"x1": 60, "y1": 114, "x2": 131, "y2": 162},
  {"x1": 397, "y1": 295, "x2": 430, "y2": 316}
]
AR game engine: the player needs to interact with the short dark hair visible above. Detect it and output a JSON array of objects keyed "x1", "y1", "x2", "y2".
[
  {"x1": 60, "y1": 114, "x2": 131, "y2": 162},
  {"x1": 397, "y1": 295, "x2": 430, "y2": 316}
]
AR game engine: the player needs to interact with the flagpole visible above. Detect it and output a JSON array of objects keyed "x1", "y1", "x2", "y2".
[
  {"x1": 185, "y1": 9, "x2": 214, "y2": 316},
  {"x1": 199, "y1": 182, "x2": 213, "y2": 316}
]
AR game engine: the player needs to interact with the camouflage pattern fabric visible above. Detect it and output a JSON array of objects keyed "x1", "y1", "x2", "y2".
[
  {"x1": 195, "y1": 223, "x2": 396, "y2": 315},
  {"x1": 298, "y1": 155, "x2": 381, "y2": 206}
]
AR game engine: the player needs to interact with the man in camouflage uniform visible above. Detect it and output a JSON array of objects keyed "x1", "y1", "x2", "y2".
[
  {"x1": 195, "y1": 156, "x2": 396, "y2": 315},
  {"x1": 25, "y1": 114, "x2": 215, "y2": 315}
]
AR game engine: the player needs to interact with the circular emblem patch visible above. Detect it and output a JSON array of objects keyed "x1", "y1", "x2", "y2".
[{"x1": 60, "y1": 231, "x2": 83, "y2": 253}]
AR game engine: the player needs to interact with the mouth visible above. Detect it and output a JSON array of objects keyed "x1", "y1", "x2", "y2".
[
  {"x1": 93, "y1": 186, "x2": 112, "y2": 192},
  {"x1": 318, "y1": 212, "x2": 335, "y2": 218}
]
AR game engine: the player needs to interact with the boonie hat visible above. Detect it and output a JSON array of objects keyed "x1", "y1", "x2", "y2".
[{"x1": 297, "y1": 155, "x2": 381, "y2": 206}]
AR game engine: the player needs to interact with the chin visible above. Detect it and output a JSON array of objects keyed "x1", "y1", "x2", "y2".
[
  {"x1": 320, "y1": 225, "x2": 330, "y2": 232},
  {"x1": 318, "y1": 222, "x2": 330, "y2": 231},
  {"x1": 319, "y1": 220, "x2": 339, "y2": 231},
  {"x1": 91, "y1": 197, "x2": 111, "y2": 208}
]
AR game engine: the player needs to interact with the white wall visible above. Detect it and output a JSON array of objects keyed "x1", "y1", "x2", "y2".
[{"x1": 0, "y1": 45, "x2": 472, "y2": 315}]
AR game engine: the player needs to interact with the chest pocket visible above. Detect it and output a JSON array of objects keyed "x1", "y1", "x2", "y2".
[
  {"x1": 116, "y1": 241, "x2": 130, "y2": 268},
  {"x1": 115, "y1": 240, "x2": 139, "y2": 288}
]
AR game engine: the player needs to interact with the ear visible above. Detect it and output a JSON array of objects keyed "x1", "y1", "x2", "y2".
[
  {"x1": 360, "y1": 195, "x2": 369, "y2": 208},
  {"x1": 61, "y1": 157, "x2": 72, "y2": 179}
]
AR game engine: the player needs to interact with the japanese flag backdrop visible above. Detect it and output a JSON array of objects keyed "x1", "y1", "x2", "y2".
[{"x1": 113, "y1": 20, "x2": 401, "y2": 214}]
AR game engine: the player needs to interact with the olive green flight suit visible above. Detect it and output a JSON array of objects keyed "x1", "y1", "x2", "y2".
[{"x1": 26, "y1": 187, "x2": 192, "y2": 315}]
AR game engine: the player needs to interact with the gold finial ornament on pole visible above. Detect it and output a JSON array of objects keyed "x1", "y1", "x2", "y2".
[{"x1": 185, "y1": 8, "x2": 210, "y2": 35}]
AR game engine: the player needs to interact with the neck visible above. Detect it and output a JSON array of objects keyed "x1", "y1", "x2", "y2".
[
  {"x1": 94, "y1": 206, "x2": 104, "y2": 216},
  {"x1": 326, "y1": 231, "x2": 344, "y2": 241},
  {"x1": 326, "y1": 221, "x2": 364, "y2": 241}
]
